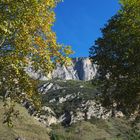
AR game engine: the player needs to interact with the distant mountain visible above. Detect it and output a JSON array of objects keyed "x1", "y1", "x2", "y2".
[{"x1": 26, "y1": 57, "x2": 98, "y2": 81}]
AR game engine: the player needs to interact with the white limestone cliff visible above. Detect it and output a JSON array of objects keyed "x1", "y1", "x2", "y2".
[{"x1": 26, "y1": 57, "x2": 97, "y2": 81}]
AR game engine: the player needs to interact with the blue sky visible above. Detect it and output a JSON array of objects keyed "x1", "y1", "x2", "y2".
[{"x1": 53, "y1": 0, "x2": 120, "y2": 57}]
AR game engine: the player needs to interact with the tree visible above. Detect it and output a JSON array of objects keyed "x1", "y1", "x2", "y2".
[
  {"x1": 0, "y1": 0, "x2": 73, "y2": 126},
  {"x1": 89, "y1": 0, "x2": 140, "y2": 116}
]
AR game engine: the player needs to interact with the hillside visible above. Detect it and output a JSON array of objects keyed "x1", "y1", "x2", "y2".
[
  {"x1": 39, "y1": 80, "x2": 140, "y2": 140},
  {"x1": 50, "y1": 118, "x2": 132, "y2": 140},
  {"x1": 0, "y1": 101, "x2": 50, "y2": 140},
  {"x1": 1, "y1": 80, "x2": 140, "y2": 140}
]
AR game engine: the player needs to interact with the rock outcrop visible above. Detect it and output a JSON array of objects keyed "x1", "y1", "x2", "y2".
[
  {"x1": 52, "y1": 63, "x2": 79, "y2": 80},
  {"x1": 73, "y1": 57, "x2": 97, "y2": 80},
  {"x1": 26, "y1": 57, "x2": 97, "y2": 81},
  {"x1": 30, "y1": 80, "x2": 124, "y2": 126}
]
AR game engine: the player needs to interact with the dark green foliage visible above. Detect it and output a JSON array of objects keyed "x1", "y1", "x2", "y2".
[
  {"x1": 89, "y1": 0, "x2": 140, "y2": 116},
  {"x1": 126, "y1": 126, "x2": 140, "y2": 140},
  {"x1": 50, "y1": 131, "x2": 64, "y2": 140}
]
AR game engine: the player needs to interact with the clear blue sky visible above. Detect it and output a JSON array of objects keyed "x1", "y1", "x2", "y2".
[{"x1": 53, "y1": 0, "x2": 120, "y2": 57}]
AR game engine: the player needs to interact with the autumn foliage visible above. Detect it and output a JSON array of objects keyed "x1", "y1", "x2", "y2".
[{"x1": 0, "y1": 0, "x2": 73, "y2": 125}]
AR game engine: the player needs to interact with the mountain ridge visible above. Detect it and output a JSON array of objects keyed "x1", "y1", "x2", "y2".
[{"x1": 26, "y1": 57, "x2": 97, "y2": 81}]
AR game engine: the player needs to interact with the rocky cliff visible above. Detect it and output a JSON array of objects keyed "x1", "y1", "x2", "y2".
[
  {"x1": 23, "y1": 80, "x2": 124, "y2": 127},
  {"x1": 26, "y1": 57, "x2": 97, "y2": 81},
  {"x1": 73, "y1": 57, "x2": 97, "y2": 80}
]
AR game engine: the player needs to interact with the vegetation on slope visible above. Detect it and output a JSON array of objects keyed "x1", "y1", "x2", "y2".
[
  {"x1": 50, "y1": 117, "x2": 140, "y2": 140},
  {"x1": 40, "y1": 79, "x2": 97, "y2": 117},
  {"x1": 0, "y1": 100, "x2": 50, "y2": 140},
  {"x1": 1, "y1": 79, "x2": 140, "y2": 140}
]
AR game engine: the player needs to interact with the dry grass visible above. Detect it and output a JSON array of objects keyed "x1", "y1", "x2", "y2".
[{"x1": 0, "y1": 101, "x2": 50, "y2": 140}]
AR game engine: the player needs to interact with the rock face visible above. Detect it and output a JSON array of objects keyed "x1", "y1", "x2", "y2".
[
  {"x1": 73, "y1": 57, "x2": 97, "y2": 80},
  {"x1": 52, "y1": 63, "x2": 79, "y2": 80},
  {"x1": 26, "y1": 57, "x2": 97, "y2": 81},
  {"x1": 52, "y1": 57, "x2": 97, "y2": 81},
  {"x1": 25, "y1": 67, "x2": 48, "y2": 81}
]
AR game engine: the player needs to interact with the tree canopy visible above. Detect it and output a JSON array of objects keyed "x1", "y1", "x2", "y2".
[
  {"x1": 90, "y1": 0, "x2": 140, "y2": 116},
  {"x1": 0, "y1": 0, "x2": 73, "y2": 126}
]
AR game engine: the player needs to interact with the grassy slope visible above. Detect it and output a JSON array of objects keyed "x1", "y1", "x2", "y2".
[
  {"x1": 50, "y1": 118, "x2": 132, "y2": 140},
  {"x1": 0, "y1": 101, "x2": 50, "y2": 140}
]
